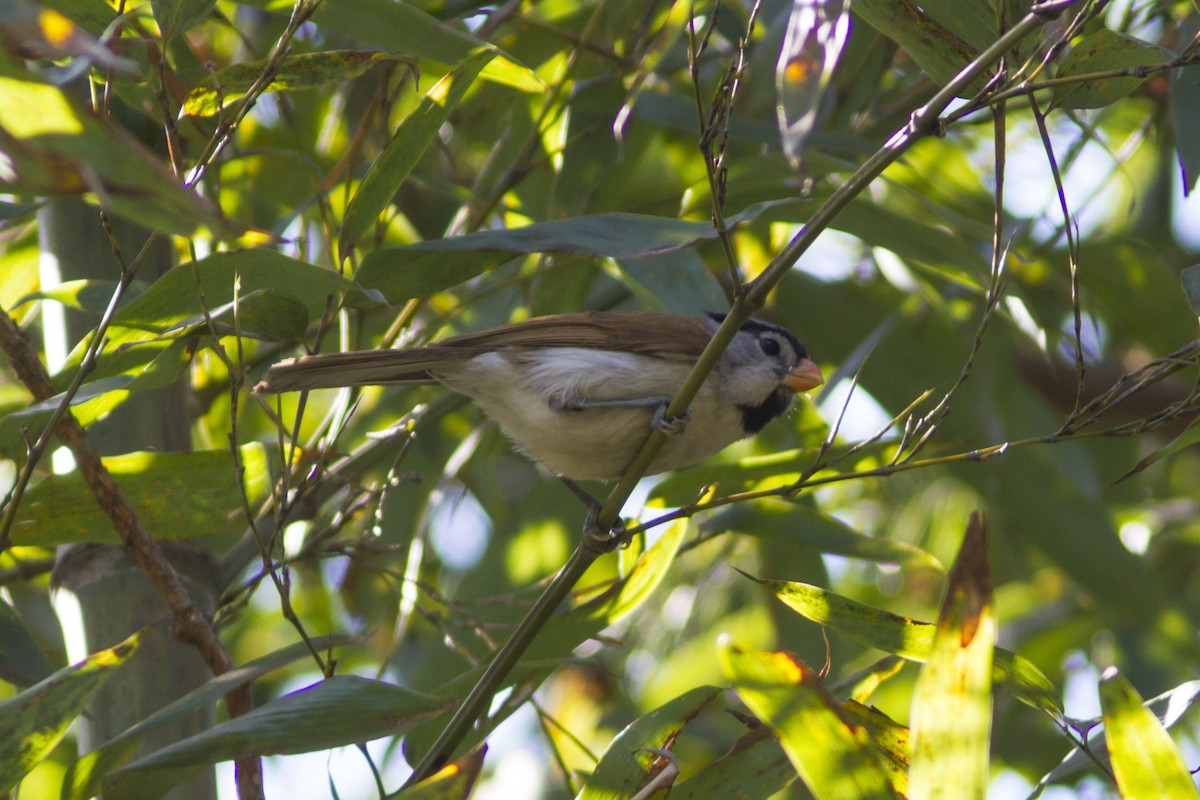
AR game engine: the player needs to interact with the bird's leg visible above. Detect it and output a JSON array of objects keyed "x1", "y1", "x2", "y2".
[
  {"x1": 551, "y1": 396, "x2": 691, "y2": 436},
  {"x1": 561, "y1": 477, "x2": 629, "y2": 553},
  {"x1": 650, "y1": 401, "x2": 690, "y2": 436}
]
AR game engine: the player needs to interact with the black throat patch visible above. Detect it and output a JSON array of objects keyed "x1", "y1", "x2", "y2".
[{"x1": 739, "y1": 387, "x2": 793, "y2": 434}]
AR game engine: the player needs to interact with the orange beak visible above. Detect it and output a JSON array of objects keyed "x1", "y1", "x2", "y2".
[{"x1": 783, "y1": 358, "x2": 824, "y2": 393}]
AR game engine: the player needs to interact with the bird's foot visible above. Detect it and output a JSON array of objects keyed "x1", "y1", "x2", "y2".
[
  {"x1": 652, "y1": 402, "x2": 690, "y2": 436},
  {"x1": 563, "y1": 478, "x2": 630, "y2": 554},
  {"x1": 582, "y1": 510, "x2": 630, "y2": 554}
]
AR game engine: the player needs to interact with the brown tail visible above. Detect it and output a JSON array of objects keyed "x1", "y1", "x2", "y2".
[{"x1": 254, "y1": 349, "x2": 445, "y2": 393}]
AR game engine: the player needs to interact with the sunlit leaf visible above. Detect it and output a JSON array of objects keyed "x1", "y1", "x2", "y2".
[
  {"x1": 238, "y1": 0, "x2": 542, "y2": 92},
  {"x1": 1033, "y1": 680, "x2": 1200, "y2": 793},
  {"x1": 721, "y1": 643, "x2": 899, "y2": 799},
  {"x1": 340, "y1": 50, "x2": 494, "y2": 256},
  {"x1": 0, "y1": 75, "x2": 235, "y2": 237},
  {"x1": 759, "y1": 576, "x2": 1062, "y2": 717},
  {"x1": 183, "y1": 50, "x2": 416, "y2": 117},
  {"x1": 843, "y1": 700, "x2": 910, "y2": 796},
  {"x1": 670, "y1": 728, "x2": 797, "y2": 800},
  {"x1": 0, "y1": 632, "x2": 139, "y2": 794},
  {"x1": 578, "y1": 686, "x2": 721, "y2": 800},
  {"x1": 0, "y1": 337, "x2": 196, "y2": 449},
  {"x1": 908, "y1": 513, "x2": 994, "y2": 800},
  {"x1": 8, "y1": 444, "x2": 269, "y2": 546},
  {"x1": 1099, "y1": 668, "x2": 1200, "y2": 800}
]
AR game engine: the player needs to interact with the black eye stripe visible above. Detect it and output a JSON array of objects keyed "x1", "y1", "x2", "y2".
[{"x1": 706, "y1": 312, "x2": 809, "y2": 361}]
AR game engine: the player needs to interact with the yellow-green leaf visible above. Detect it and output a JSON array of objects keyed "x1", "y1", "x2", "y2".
[
  {"x1": 577, "y1": 687, "x2": 721, "y2": 800},
  {"x1": 9, "y1": 444, "x2": 269, "y2": 546},
  {"x1": 183, "y1": 50, "x2": 415, "y2": 117},
  {"x1": 0, "y1": 633, "x2": 140, "y2": 794},
  {"x1": 1055, "y1": 29, "x2": 1170, "y2": 110},
  {"x1": 720, "y1": 643, "x2": 899, "y2": 800},
  {"x1": 1100, "y1": 668, "x2": 1200, "y2": 800},
  {"x1": 760, "y1": 576, "x2": 1062, "y2": 717},
  {"x1": 909, "y1": 513, "x2": 995, "y2": 800},
  {"x1": 0, "y1": 75, "x2": 234, "y2": 237},
  {"x1": 340, "y1": 50, "x2": 494, "y2": 256}
]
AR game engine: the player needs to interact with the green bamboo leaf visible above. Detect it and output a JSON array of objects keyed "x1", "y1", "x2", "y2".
[
  {"x1": 852, "y1": 0, "x2": 982, "y2": 93},
  {"x1": 8, "y1": 444, "x2": 269, "y2": 546},
  {"x1": 340, "y1": 50, "x2": 494, "y2": 256},
  {"x1": 15, "y1": 278, "x2": 140, "y2": 317},
  {"x1": 183, "y1": 50, "x2": 416, "y2": 117},
  {"x1": 109, "y1": 676, "x2": 452, "y2": 799},
  {"x1": 1100, "y1": 668, "x2": 1200, "y2": 800},
  {"x1": 720, "y1": 643, "x2": 899, "y2": 800},
  {"x1": 64, "y1": 634, "x2": 356, "y2": 800},
  {"x1": 0, "y1": 632, "x2": 139, "y2": 794},
  {"x1": 1115, "y1": 414, "x2": 1200, "y2": 482},
  {"x1": 704, "y1": 500, "x2": 944, "y2": 570},
  {"x1": 0, "y1": 598, "x2": 55, "y2": 687},
  {"x1": 237, "y1": 0, "x2": 541, "y2": 92},
  {"x1": 670, "y1": 728, "x2": 797, "y2": 800},
  {"x1": 0, "y1": 338, "x2": 196, "y2": 449},
  {"x1": 842, "y1": 701, "x2": 910, "y2": 796},
  {"x1": 356, "y1": 201, "x2": 789, "y2": 304},
  {"x1": 616, "y1": 249, "x2": 728, "y2": 314},
  {"x1": 157, "y1": 288, "x2": 311, "y2": 343},
  {"x1": 1181, "y1": 264, "x2": 1200, "y2": 316},
  {"x1": 577, "y1": 687, "x2": 722, "y2": 800},
  {"x1": 908, "y1": 514, "x2": 994, "y2": 800},
  {"x1": 1055, "y1": 29, "x2": 1170, "y2": 109},
  {"x1": 104, "y1": 250, "x2": 362, "y2": 349},
  {"x1": 151, "y1": 0, "x2": 215, "y2": 43},
  {"x1": 0, "y1": 75, "x2": 236, "y2": 237},
  {"x1": 760, "y1": 576, "x2": 1063, "y2": 718},
  {"x1": 1032, "y1": 680, "x2": 1200, "y2": 792},
  {"x1": 1171, "y1": 67, "x2": 1200, "y2": 192},
  {"x1": 907, "y1": 0, "x2": 995, "y2": 51},
  {"x1": 603, "y1": 516, "x2": 687, "y2": 623}
]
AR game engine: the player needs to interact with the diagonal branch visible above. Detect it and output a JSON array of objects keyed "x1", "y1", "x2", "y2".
[
  {"x1": 0, "y1": 310, "x2": 264, "y2": 800},
  {"x1": 401, "y1": 0, "x2": 1084, "y2": 786}
]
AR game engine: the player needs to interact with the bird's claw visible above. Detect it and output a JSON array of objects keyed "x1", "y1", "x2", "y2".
[
  {"x1": 583, "y1": 508, "x2": 630, "y2": 554},
  {"x1": 652, "y1": 403, "x2": 690, "y2": 436}
]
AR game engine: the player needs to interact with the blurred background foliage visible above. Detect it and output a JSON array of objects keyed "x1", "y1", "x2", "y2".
[{"x1": 2, "y1": 0, "x2": 1200, "y2": 797}]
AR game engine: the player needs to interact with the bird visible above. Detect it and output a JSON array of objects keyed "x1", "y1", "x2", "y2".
[{"x1": 255, "y1": 311, "x2": 824, "y2": 481}]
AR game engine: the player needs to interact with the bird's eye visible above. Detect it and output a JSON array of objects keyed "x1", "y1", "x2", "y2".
[{"x1": 759, "y1": 336, "x2": 782, "y2": 357}]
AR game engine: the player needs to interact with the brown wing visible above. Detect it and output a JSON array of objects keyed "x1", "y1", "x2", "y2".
[
  {"x1": 434, "y1": 312, "x2": 714, "y2": 356},
  {"x1": 255, "y1": 312, "x2": 715, "y2": 393}
]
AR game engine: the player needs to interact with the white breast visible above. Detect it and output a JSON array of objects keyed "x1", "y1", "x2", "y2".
[{"x1": 431, "y1": 349, "x2": 751, "y2": 480}]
